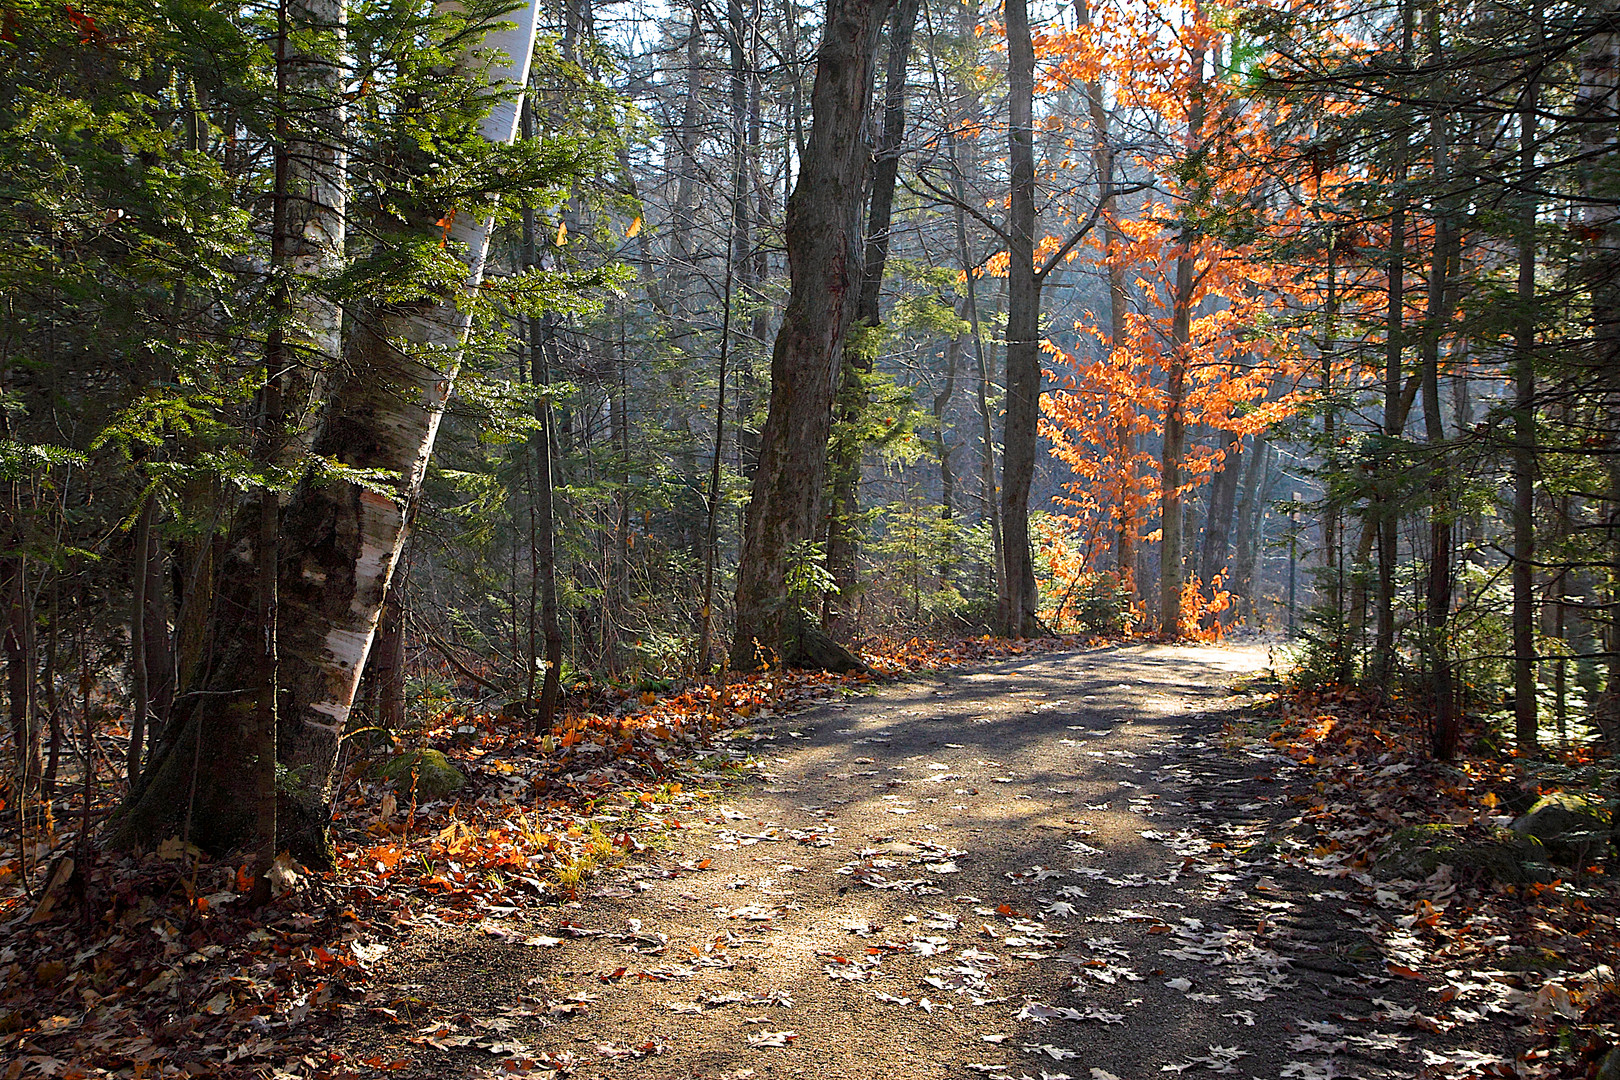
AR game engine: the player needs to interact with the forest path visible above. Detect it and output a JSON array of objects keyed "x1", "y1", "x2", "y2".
[{"x1": 347, "y1": 642, "x2": 1521, "y2": 1080}]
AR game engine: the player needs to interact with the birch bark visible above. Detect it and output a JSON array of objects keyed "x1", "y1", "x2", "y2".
[{"x1": 110, "y1": 0, "x2": 543, "y2": 863}]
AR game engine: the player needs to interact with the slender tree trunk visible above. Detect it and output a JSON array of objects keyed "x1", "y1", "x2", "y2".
[
  {"x1": 1422, "y1": 14, "x2": 1458, "y2": 758},
  {"x1": 2, "y1": 549, "x2": 36, "y2": 796},
  {"x1": 1512, "y1": 64, "x2": 1540, "y2": 751},
  {"x1": 128, "y1": 490, "x2": 154, "y2": 783},
  {"x1": 935, "y1": 333, "x2": 961, "y2": 529},
  {"x1": 372, "y1": 583, "x2": 406, "y2": 732},
  {"x1": 1375, "y1": 3, "x2": 1412, "y2": 687},
  {"x1": 1321, "y1": 235, "x2": 1346, "y2": 679},
  {"x1": 668, "y1": 3, "x2": 705, "y2": 315},
  {"x1": 42, "y1": 584, "x2": 59, "y2": 799},
  {"x1": 1197, "y1": 432, "x2": 1242, "y2": 615},
  {"x1": 997, "y1": 0, "x2": 1040, "y2": 638},
  {"x1": 697, "y1": 26, "x2": 746, "y2": 670},
  {"x1": 1157, "y1": 28, "x2": 1204, "y2": 638},
  {"x1": 1230, "y1": 437, "x2": 1268, "y2": 619},
  {"x1": 1159, "y1": 259, "x2": 1191, "y2": 636},
  {"x1": 109, "y1": 0, "x2": 543, "y2": 864},
  {"x1": 729, "y1": 0, "x2": 894, "y2": 670},
  {"x1": 518, "y1": 97, "x2": 564, "y2": 727},
  {"x1": 142, "y1": 523, "x2": 175, "y2": 735}
]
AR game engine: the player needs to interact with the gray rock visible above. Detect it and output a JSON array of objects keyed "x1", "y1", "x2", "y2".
[
  {"x1": 379, "y1": 748, "x2": 466, "y2": 800},
  {"x1": 1377, "y1": 823, "x2": 1550, "y2": 884},
  {"x1": 1597, "y1": 1044, "x2": 1620, "y2": 1080},
  {"x1": 1510, "y1": 792, "x2": 1610, "y2": 865}
]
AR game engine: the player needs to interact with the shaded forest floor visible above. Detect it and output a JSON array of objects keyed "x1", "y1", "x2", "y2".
[{"x1": 3, "y1": 638, "x2": 1618, "y2": 1079}]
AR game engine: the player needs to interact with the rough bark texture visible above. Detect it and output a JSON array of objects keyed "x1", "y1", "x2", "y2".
[
  {"x1": 997, "y1": 0, "x2": 1040, "y2": 638},
  {"x1": 1197, "y1": 431, "x2": 1242, "y2": 602},
  {"x1": 1513, "y1": 45, "x2": 1544, "y2": 750},
  {"x1": 729, "y1": 0, "x2": 894, "y2": 670},
  {"x1": 108, "y1": 0, "x2": 542, "y2": 864},
  {"x1": 1157, "y1": 34, "x2": 1203, "y2": 639},
  {"x1": 824, "y1": 0, "x2": 920, "y2": 641}
]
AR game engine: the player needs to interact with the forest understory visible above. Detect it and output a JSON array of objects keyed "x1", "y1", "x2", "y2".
[
  {"x1": 2, "y1": 638, "x2": 1617, "y2": 1080},
  {"x1": 4, "y1": 0, "x2": 1620, "y2": 1074}
]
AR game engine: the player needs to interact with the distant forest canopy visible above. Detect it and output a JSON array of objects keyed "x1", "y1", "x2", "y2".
[{"x1": 0, "y1": 0, "x2": 1616, "y2": 865}]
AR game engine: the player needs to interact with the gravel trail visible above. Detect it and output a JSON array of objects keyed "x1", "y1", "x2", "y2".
[{"x1": 350, "y1": 642, "x2": 1523, "y2": 1080}]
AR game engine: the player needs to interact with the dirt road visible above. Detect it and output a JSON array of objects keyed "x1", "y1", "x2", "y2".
[{"x1": 352, "y1": 642, "x2": 1523, "y2": 1080}]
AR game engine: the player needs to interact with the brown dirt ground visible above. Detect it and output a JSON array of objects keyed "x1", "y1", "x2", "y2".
[{"x1": 335, "y1": 642, "x2": 1535, "y2": 1080}]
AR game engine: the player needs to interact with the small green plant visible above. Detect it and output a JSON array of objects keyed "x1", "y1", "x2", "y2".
[{"x1": 785, "y1": 539, "x2": 836, "y2": 619}]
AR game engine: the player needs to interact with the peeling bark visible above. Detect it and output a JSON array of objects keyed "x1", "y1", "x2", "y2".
[{"x1": 108, "y1": 0, "x2": 543, "y2": 864}]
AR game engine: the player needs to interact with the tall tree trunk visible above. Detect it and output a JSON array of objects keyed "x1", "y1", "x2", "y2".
[
  {"x1": 1159, "y1": 257, "x2": 1191, "y2": 636},
  {"x1": 948, "y1": 98, "x2": 1001, "y2": 605},
  {"x1": 1422, "y1": 10, "x2": 1459, "y2": 758},
  {"x1": 1512, "y1": 39, "x2": 1542, "y2": 751},
  {"x1": 520, "y1": 99, "x2": 564, "y2": 728},
  {"x1": 142, "y1": 523, "x2": 176, "y2": 737},
  {"x1": 109, "y1": 0, "x2": 543, "y2": 864},
  {"x1": 824, "y1": 0, "x2": 921, "y2": 640},
  {"x1": 128, "y1": 490, "x2": 154, "y2": 782},
  {"x1": 997, "y1": 0, "x2": 1040, "y2": 638},
  {"x1": 1230, "y1": 437, "x2": 1269, "y2": 620},
  {"x1": 1425, "y1": 10, "x2": 1464, "y2": 761},
  {"x1": 854, "y1": 0, "x2": 920, "y2": 327},
  {"x1": 697, "y1": 16, "x2": 747, "y2": 671},
  {"x1": 371, "y1": 583, "x2": 406, "y2": 732},
  {"x1": 1374, "y1": 2, "x2": 1412, "y2": 687},
  {"x1": 1197, "y1": 431, "x2": 1242, "y2": 607},
  {"x1": 1157, "y1": 27, "x2": 1204, "y2": 638},
  {"x1": 729, "y1": 0, "x2": 894, "y2": 670},
  {"x1": 1579, "y1": 15, "x2": 1620, "y2": 747},
  {"x1": 935, "y1": 333, "x2": 961, "y2": 528},
  {"x1": 667, "y1": 3, "x2": 705, "y2": 315},
  {"x1": 2, "y1": 548, "x2": 36, "y2": 797},
  {"x1": 1321, "y1": 234, "x2": 1346, "y2": 679}
]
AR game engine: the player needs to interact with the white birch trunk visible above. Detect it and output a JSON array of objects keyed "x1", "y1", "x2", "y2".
[
  {"x1": 109, "y1": 0, "x2": 544, "y2": 863},
  {"x1": 271, "y1": 0, "x2": 543, "y2": 859},
  {"x1": 281, "y1": 0, "x2": 349, "y2": 448}
]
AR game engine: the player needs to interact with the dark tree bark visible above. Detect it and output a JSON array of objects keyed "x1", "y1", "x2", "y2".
[
  {"x1": 1374, "y1": 1, "x2": 1413, "y2": 687},
  {"x1": 997, "y1": 0, "x2": 1041, "y2": 638},
  {"x1": 1197, "y1": 431, "x2": 1243, "y2": 606},
  {"x1": 128, "y1": 491, "x2": 155, "y2": 782},
  {"x1": 371, "y1": 583, "x2": 406, "y2": 733},
  {"x1": 730, "y1": 0, "x2": 895, "y2": 670},
  {"x1": 824, "y1": 0, "x2": 921, "y2": 640},
  {"x1": 1512, "y1": 45, "x2": 1541, "y2": 751},
  {"x1": 1422, "y1": 15, "x2": 1460, "y2": 759}
]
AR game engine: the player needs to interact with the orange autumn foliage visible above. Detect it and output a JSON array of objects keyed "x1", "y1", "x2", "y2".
[{"x1": 1034, "y1": 0, "x2": 1309, "y2": 637}]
